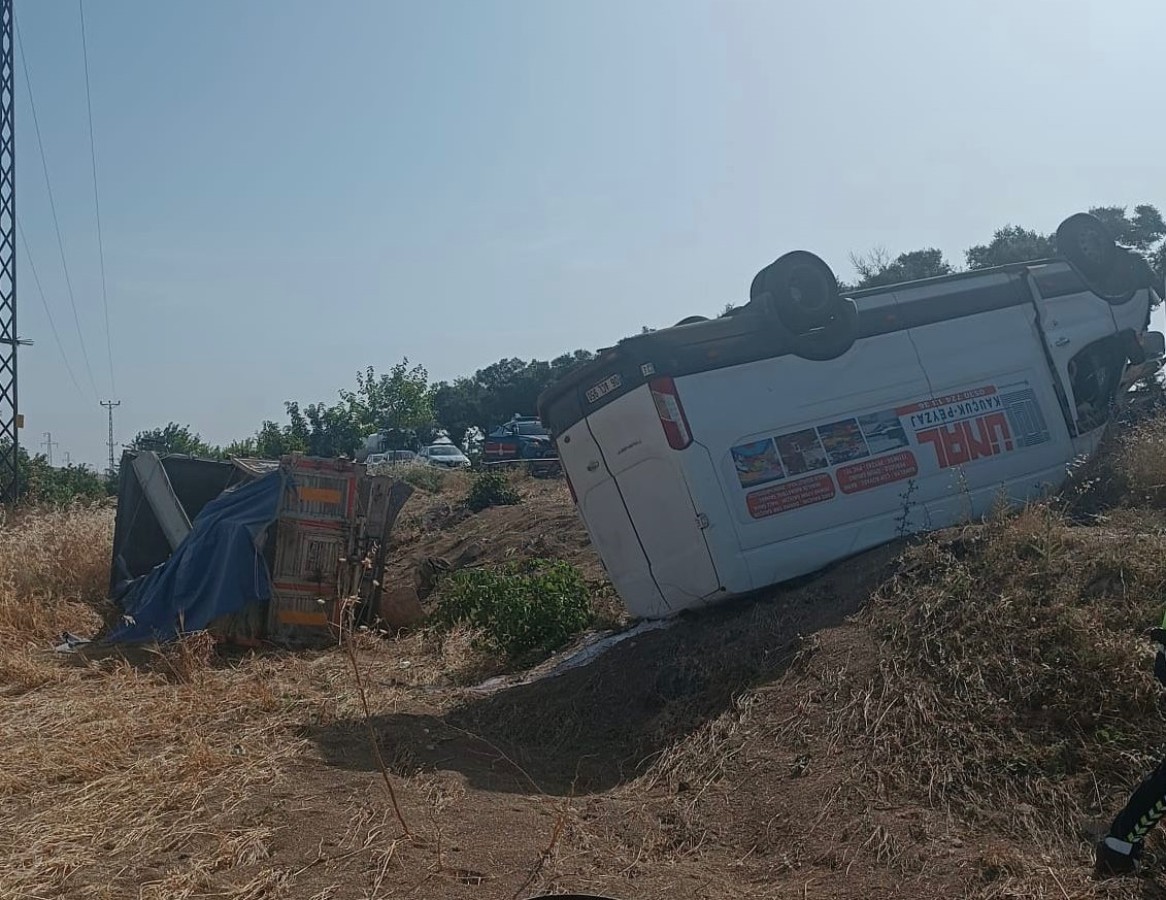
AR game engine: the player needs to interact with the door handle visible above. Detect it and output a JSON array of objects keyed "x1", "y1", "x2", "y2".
[{"x1": 1055, "y1": 337, "x2": 1071, "y2": 347}]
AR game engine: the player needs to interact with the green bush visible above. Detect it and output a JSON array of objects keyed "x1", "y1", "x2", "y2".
[
  {"x1": 402, "y1": 465, "x2": 447, "y2": 493},
  {"x1": 465, "y1": 471, "x2": 520, "y2": 512},
  {"x1": 433, "y1": 559, "x2": 593, "y2": 659}
]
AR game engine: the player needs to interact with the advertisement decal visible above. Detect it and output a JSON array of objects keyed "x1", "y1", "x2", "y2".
[{"x1": 731, "y1": 379, "x2": 1051, "y2": 520}]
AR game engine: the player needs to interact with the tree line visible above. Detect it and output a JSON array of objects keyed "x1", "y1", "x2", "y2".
[
  {"x1": 845, "y1": 204, "x2": 1165, "y2": 290},
  {"x1": 114, "y1": 201, "x2": 1166, "y2": 467},
  {"x1": 129, "y1": 352, "x2": 599, "y2": 462}
]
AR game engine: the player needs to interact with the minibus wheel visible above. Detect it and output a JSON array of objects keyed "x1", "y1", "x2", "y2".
[
  {"x1": 750, "y1": 250, "x2": 842, "y2": 334},
  {"x1": 1095, "y1": 249, "x2": 1154, "y2": 303},
  {"x1": 1056, "y1": 213, "x2": 1117, "y2": 280},
  {"x1": 791, "y1": 298, "x2": 859, "y2": 361}
]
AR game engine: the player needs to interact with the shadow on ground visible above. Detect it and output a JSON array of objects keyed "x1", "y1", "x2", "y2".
[{"x1": 307, "y1": 543, "x2": 903, "y2": 796}]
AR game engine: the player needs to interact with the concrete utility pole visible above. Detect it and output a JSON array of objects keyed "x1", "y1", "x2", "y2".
[
  {"x1": 100, "y1": 399, "x2": 119, "y2": 477},
  {"x1": 40, "y1": 431, "x2": 56, "y2": 465},
  {"x1": 63, "y1": 450, "x2": 71, "y2": 467}
]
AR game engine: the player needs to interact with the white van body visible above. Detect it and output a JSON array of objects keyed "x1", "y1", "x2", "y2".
[{"x1": 539, "y1": 256, "x2": 1164, "y2": 619}]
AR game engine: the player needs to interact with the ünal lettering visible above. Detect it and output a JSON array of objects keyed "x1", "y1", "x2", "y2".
[{"x1": 917, "y1": 412, "x2": 1013, "y2": 469}]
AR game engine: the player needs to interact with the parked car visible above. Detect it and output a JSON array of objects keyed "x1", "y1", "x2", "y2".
[
  {"x1": 417, "y1": 442, "x2": 471, "y2": 468},
  {"x1": 539, "y1": 212, "x2": 1165, "y2": 620},
  {"x1": 483, "y1": 415, "x2": 555, "y2": 461},
  {"x1": 366, "y1": 449, "x2": 419, "y2": 467}
]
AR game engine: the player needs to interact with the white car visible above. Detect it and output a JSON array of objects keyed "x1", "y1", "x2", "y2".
[
  {"x1": 540, "y1": 212, "x2": 1165, "y2": 619},
  {"x1": 366, "y1": 450, "x2": 421, "y2": 468},
  {"x1": 417, "y1": 443, "x2": 471, "y2": 468}
]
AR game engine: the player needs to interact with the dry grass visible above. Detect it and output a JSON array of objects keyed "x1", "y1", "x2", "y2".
[
  {"x1": 1115, "y1": 416, "x2": 1166, "y2": 509},
  {"x1": 0, "y1": 505, "x2": 372, "y2": 898},
  {"x1": 12, "y1": 418, "x2": 1166, "y2": 898},
  {"x1": 0, "y1": 504, "x2": 113, "y2": 651},
  {"x1": 0, "y1": 494, "x2": 586, "y2": 899},
  {"x1": 851, "y1": 503, "x2": 1166, "y2": 841}
]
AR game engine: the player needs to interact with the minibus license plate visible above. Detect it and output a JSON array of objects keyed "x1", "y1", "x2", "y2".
[{"x1": 586, "y1": 374, "x2": 622, "y2": 404}]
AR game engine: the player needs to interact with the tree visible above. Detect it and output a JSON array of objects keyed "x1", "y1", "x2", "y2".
[
  {"x1": 254, "y1": 420, "x2": 305, "y2": 459},
  {"x1": 227, "y1": 419, "x2": 308, "y2": 461},
  {"x1": 341, "y1": 359, "x2": 434, "y2": 449},
  {"x1": 129, "y1": 423, "x2": 219, "y2": 458},
  {"x1": 222, "y1": 437, "x2": 257, "y2": 458},
  {"x1": 25, "y1": 458, "x2": 109, "y2": 504},
  {"x1": 230, "y1": 359, "x2": 437, "y2": 461},
  {"x1": 549, "y1": 349, "x2": 596, "y2": 380},
  {"x1": 431, "y1": 350, "x2": 597, "y2": 443},
  {"x1": 431, "y1": 377, "x2": 486, "y2": 447},
  {"x1": 1088, "y1": 204, "x2": 1166, "y2": 252},
  {"x1": 965, "y1": 225, "x2": 1056, "y2": 270},
  {"x1": 0, "y1": 442, "x2": 109, "y2": 505},
  {"x1": 1086, "y1": 204, "x2": 1166, "y2": 286},
  {"x1": 964, "y1": 206, "x2": 1166, "y2": 281},
  {"x1": 286, "y1": 401, "x2": 363, "y2": 459},
  {"x1": 850, "y1": 247, "x2": 953, "y2": 289}
]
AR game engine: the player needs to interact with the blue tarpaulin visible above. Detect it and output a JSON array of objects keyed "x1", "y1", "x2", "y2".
[{"x1": 103, "y1": 469, "x2": 286, "y2": 644}]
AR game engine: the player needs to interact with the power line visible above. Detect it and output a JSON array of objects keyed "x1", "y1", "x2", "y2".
[
  {"x1": 18, "y1": 220, "x2": 86, "y2": 400},
  {"x1": 13, "y1": 16, "x2": 98, "y2": 400},
  {"x1": 77, "y1": 0, "x2": 114, "y2": 397}
]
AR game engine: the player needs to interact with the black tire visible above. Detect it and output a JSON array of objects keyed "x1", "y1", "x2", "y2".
[
  {"x1": 750, "y1": 250, "x2": 842, "y2": 334},
  {"x1": 1056, "y1": 213, "x2": 1117, "y2": 280},
  {"x1": 1096, "y1": 249, "x2": 1154, "y2": 302},
  {"x1": 790, "y1": 297, "x2": 859, "y2": 361}
]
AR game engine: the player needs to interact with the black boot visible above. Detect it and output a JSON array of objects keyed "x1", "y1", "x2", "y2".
[{"x1": 1094, "y1": 837, "x2": 1140, "y2": 878}]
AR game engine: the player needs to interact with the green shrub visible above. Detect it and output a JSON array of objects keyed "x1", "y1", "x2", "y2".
[
  {"x1": 465, "y1": 471, "x2": 520, "y2": 512},
  {"x1": 402, "y1": 465, "x2": 447, "y2": 493},
  {"x1": 433, "y1": 559, "x2": 593, "y2": 659}
]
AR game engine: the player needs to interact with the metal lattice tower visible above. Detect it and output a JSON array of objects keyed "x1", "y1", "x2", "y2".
[
  {"x1": 101, "y1": 399, "x2": 119, "y2": 477},
  {"x1": 0, "y1": 0, "x2": 16, "y2": 502}
]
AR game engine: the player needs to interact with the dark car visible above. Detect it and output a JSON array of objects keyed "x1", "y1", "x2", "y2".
[{"x1": 483, "y1": 416, "x2": 554, "y2": 461}]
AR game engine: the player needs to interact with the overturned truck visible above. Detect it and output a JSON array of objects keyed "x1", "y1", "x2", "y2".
[
  {"x1": 105, "y1": 452, "x2": 412, "y2": 646},
  {"x1": 539, "y1": 212, "x2": 1166, "y2": 619}
]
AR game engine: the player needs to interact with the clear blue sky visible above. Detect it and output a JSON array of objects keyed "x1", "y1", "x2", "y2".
[{"x1": 15, "y1": 0, "x2": 1166, "y2": 468}]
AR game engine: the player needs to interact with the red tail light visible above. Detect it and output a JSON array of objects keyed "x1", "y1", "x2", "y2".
[{"x1": 649, "y1": 377, "x2": 693, "y2": 450}]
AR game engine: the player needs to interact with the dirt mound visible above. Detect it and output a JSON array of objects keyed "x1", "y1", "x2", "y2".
[
  {"x1": 311, "y1": 543, "x2": 901, "y2": 788},
  {"x1": 380, "y1": 474, "x2": 613, "y2": 628},
  {"x1": 391, "y1": 476, "x2": 600, "y2": 579}
]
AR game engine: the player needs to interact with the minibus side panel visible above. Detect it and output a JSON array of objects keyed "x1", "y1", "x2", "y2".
[
  {"x1": 681, "y1": 301, "x2": 1073, "y2": 595},
  {"x1": 677, "y1": 323, "x2": 934, "y2": 571},
  {"x1": 905, "y1": 303, "x2": 1074, "y2": 500}
]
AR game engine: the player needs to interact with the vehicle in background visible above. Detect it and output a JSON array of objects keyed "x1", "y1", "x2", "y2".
[
  {"x1": 366, "y1": 449, "x2": 420, "y2": 467},
  {"x1": 417, "y1": 441, "x2": 472, "y2": 468},
  {"x1": 539, "y1": 212, "x2": 1165, "y2": 620},
  {"x1": 357, "y1": 430, "x2": 393, "y2": 463},
  {"x1": 483, "y1": 415, "x2": 555, "y2": 462}
]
